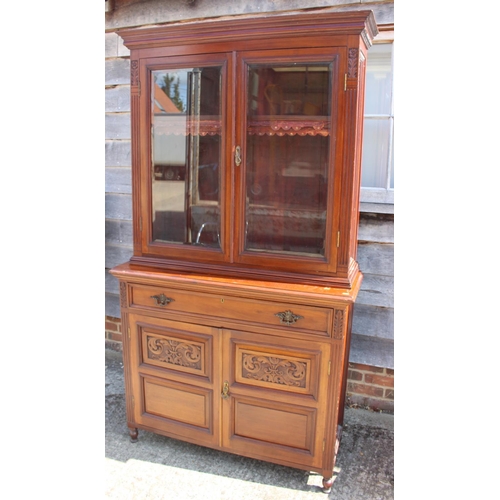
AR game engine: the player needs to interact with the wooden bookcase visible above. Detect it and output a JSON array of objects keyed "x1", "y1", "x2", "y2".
[{"x1": 111, "y1": 9, "x2": 377, "y2": 492}]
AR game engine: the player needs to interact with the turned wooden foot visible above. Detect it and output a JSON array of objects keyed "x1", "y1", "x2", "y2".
[
  {"x1": 322, "y1": 476, "x2": 334, "y2": 494},
  {"x1": 129, "y1": 427, "x2": 138, "y2": 443}
]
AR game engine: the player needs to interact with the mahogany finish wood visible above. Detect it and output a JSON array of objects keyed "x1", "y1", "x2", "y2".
[{"x1": 111, "y1": 9, "x2": 377, "y2": 491}]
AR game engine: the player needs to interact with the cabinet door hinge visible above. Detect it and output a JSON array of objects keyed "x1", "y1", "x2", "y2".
[
  {"x1": 323, "y1": 439, "x2": 326, "y2": 452},
  {"x1": 128, "y1": 327, "x2": 131, "y2": 339},
  {"x1": 328, "y1": 361, "x2": 331, "y2": 376},
  {"x1": 336, "y1": 231, "x2": 340, "y2": 248},
  {"x1": 139, "y1": 217, "x2": 142, "y2": 231},
  {"x1": 344, "y1": 73, "x2": 347, "y2": 91},
  {"x1": 138, "y1": 80, "x2": 141, "y2": 97}
]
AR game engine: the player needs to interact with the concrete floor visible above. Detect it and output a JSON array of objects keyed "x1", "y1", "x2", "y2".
[{"x1": 105, "y1": 348, "x2": 394, "y2": 499}]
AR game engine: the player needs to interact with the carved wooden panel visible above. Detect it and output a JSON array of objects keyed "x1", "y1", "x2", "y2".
[
  {"x1": 235, "y1": 345, "x2": 317, "y2": 397},
  {"x1": 119, "y1": 281, "x2": 127, "y2": 308},
  {"x1": 242, "y1": 352, "x2": 307, "y2": 388},
  {"x1": 147, "y1": 335, "x2": 202, "y2": 370},
  {"x1": 140, "y1": 327, "x2": 210, "y2": 378},
  {"x1": 333, "y1": 308, "x2": 346, "y2": 340}
]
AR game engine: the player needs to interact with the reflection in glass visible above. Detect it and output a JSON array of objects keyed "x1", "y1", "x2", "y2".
[
  {"x1": 151, "y1": 67, "x2": 222, "y2": 248},
  {"x1": 244, "y1": 63, "x2": 331, "y2": 256}
]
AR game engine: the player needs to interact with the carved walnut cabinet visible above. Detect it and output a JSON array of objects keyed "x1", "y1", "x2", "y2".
[{"x1": 111, "y1": 9, "x2": 377, "y2": 492}]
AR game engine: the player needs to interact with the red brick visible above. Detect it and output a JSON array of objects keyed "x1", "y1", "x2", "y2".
[
  {"x1": 349, "y1": 363, "x2": 384, "y2": 373},
  {"x1": 347, "y1": 382, "x2": 384, "y2": 398},
  {"x1": 348, "y1": 394, "x2": 394, "y2": 413},
  {"x1": 109, "y1": 331, "x2": 123, "y2": 342},
  {"x1": 364, "y1": 373, "x2": 394, "y2": 388},
  {"x1": 347, "y1": 369, "x2": 363, "y2": 381},
  {"x1": 105, "y1": 321, "x2": 118, "y2": 332},
  {"x1": 384, "y1": 389, "x2": 394, "y2": 400}
]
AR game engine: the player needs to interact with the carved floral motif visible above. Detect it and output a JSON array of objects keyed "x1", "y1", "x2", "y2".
[
  {"x1": 147, "y1": 336, "x2": 202, "y2": 370},
  {"x1": 130, "y1": 60, "x2": 139, "y2": 86},
  {"x1": 348, "y1": 48, "x2": 358, "y2": 78},
  {"x1": 333, "y1": 309, "x2": 345, "y2": 340},
  {"x1": 247, "y1": 119, "x2": 330, "y2": 137},
  {"x1": 119, "y1": 282, "x2": 127, "y2": 308},
  {"x1": 242, "y1": 353, "x2": 307, "y2": 388}
]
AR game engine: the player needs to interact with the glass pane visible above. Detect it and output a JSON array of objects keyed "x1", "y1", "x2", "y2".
[
  {"x1": 151, "y1": 67, "x2": 222, "y2": 248},
  {"x1": 361, "y1": 119, "x2": 391, "y2": 188},
  {"x1": 245, "y1": 63, "x2": 331, "y2": 256},
  {"x1": 364, "y1": 44, "x2": 393, "y2": 115}
]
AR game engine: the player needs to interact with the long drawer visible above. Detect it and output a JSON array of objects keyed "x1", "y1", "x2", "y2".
[{"x1": 128, "y1": 283, "x2": 332, "y2": 337}]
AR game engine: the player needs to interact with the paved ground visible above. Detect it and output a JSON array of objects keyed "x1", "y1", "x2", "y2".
[{"x1": 105, "y1": 348, "x2": 394, "y2": 499}]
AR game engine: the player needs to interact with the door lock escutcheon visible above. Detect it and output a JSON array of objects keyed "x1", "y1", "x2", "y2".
[
  {"x1": 235, "y1": 146, "x2": 242, "y2": 166},
  {"x1": 221, "y1": 381, "x2": 230, "y2": 399}
]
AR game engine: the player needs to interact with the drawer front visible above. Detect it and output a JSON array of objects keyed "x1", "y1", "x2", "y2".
[{"x1": 129, "y1": 284, "x2": 332, "y2": 336}]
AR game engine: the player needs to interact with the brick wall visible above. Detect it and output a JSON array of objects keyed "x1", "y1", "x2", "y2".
[
  {"x1": 105, "y1": 316, "x2": 394, "y2": 413},
  {"x1": 347, "y1": 363, "x2": 394, "y2": 413},
  {"x1": 105, "y1": 316, "x2": 123, "y2": 352}
]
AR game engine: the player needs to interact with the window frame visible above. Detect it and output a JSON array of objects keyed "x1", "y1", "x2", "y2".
[{"x1": 360, "y1": 27, "x2": 394, "y2": 210}]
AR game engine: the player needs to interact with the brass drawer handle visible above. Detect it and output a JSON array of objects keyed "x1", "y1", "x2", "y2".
[
  {"x1": 275, "y1": 310, "x2": 304, "y2": 326},
  {"x1": 150, "y1": 293, "x2": 174, "y2": 306},
  {"x1": 221, "y1": 381, "x2": 230, "y2": 399}
]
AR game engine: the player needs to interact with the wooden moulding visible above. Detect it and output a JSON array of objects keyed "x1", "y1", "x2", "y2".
[{"x1": 118, "y1": 10, "x2": 378, "y2": 50}]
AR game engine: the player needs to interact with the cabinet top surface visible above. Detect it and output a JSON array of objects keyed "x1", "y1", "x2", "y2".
[{"x1": 110, "y1": 262, "x2": 362, "y2": 303}]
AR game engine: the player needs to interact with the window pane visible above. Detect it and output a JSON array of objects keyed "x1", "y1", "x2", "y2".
[
  {"x1": 244, "y1": 63, "x2": 331, "y2": 256},
  {"x1": 361, "y1": 119, "x2": 391, "y2": 188},
  {"x1": 361, "y1": 42, "x2": 394, "y2": 193},
  {"x1": 151, "y1": 67, "x2": 222, "y2": 247},
  {"x1": 364, "y1": 44, "x2": 393, "y2": 115}
]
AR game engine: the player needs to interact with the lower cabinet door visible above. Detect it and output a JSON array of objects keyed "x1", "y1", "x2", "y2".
[
  {"x1": 221, "y1": 329, "x2": 331, "y2": 470},
  {"x1": 127, "y1": 313, "x2": 221, "y2": 448}
]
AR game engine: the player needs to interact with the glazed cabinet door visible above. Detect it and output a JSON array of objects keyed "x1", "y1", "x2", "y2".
[
  {"x1": 221, "y1": 329, "x2": 332, "y2": 470},
  {"x1": 127, "y1": 313, "x2": 221, "y2": 448},
  {"x1": 234, "y1": 48, "x2": 346, "y2": 275},
  {"x1": 136, "y1": 53, "x2": 233, "y2": 264}
]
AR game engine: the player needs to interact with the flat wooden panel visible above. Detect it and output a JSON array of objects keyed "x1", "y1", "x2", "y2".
[
  {"x1": 129, "y1": 284, "x2": 331, "y2": 336},
  {"x1": 143, "y1": 377, "x2": 209, "y2": 428},
  {"x1": 234, "y1": 399, "x2": 312, "y2": 450}
]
